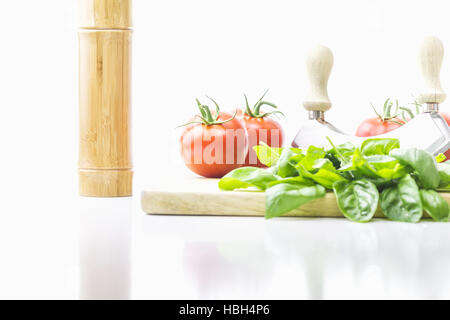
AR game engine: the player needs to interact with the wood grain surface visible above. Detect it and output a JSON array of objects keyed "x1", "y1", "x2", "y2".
[
  {"x1": 418, "y1": 36, "x2": 446, "y2": 104},
  {"x1": 79, "y1": 0, "x2": 132, "y2": 29},
  {"x1": 141, "y1": 178, "x2": 449, "y2": 218},
  {"x1": 78, "y1": 0, "x2": 133, "y2": 197}
]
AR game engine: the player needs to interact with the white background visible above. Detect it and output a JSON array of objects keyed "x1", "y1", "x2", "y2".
[{"x1": 0, "y1": 0, "x2": 450, "y2": 299}]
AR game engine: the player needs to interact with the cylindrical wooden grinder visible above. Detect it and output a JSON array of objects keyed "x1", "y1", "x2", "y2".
[{"x1": 78, "y1": 0, "x2": 133, "y2": 197}]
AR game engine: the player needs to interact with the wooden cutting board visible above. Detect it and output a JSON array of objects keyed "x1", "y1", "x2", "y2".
[{"x1": 141, "y1": 178, "x2": 450, "y2": 218}]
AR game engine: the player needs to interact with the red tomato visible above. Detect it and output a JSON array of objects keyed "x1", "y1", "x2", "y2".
[
  {"x1": 355, "y1": 117, "x2": 405, "y2": 137},
  {"x1": 180, "y1": 111, "x2": 248, "y2": 178},
  {"x1": 440, "y1": 112, "x2": 450, "y2": 124},
  {"x1": 236, "y1": 109, "x2": 284, "y2": 167}
]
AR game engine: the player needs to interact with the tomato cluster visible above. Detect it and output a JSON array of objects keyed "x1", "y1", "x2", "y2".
[{"x1": 179, "y1": 93, "x2": 284, "y2": 178}]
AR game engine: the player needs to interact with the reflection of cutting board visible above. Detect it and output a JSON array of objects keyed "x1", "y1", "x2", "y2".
[{"x1": 141, "y1": 178, "x2": 448, "y2": 218}]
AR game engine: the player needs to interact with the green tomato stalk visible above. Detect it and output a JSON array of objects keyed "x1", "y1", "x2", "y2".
[
  {"x1": 371, "y1": 97, "x2": 424, "y2": 124},
  {"x1": 243, "y1": 90, "x2": 285, "y2": 119},
  {"x1": 178, "y1": 96, "x2": 237, "y2": 127}
]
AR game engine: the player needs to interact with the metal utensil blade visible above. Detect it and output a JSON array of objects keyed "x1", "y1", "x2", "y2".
[{"x1": 291, "y1": 113, "x2": 450, "y2": 155}]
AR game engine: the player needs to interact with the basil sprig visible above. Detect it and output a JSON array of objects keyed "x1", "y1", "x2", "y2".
[{"x1": 219, "y1": 138, "x2": 450, "y2": 222}]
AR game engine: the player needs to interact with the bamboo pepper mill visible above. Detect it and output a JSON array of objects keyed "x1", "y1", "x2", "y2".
[{"x1": 78, "y1": 0, "x2": 133, "y2": 196}]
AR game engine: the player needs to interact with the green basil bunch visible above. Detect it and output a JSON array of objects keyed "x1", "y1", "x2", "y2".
[{"x1": 218, "y1": 138, "x2": 450, "y2": 223}]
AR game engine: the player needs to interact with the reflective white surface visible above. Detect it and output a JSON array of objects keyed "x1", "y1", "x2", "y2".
[
  {"x1": 134, "y1": 213, "x2": 450, "y2": 299},
  {"x1": 79, "y1": 198, "x2": 132, "y2": 300},
  {"x1": 1, "y1": 192, "x2": 448, "y2": 299}
]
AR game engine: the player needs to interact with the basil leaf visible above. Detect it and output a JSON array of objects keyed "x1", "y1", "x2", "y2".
[
  {"x1": 326, "y1": 141, "x2": 356, "y2": 157},
  {"x1": 265, "y1": 183, "x2": 326, "y2": 219},
  {"x1": 353, "y1": 149, "x2": 406, "y2": 180},
  {"x1": 267, "y1": 176, "x2": 315, "y2": 187},
  {"x1": 287, "y1": 153, "x2": 305, "y2": 167},
  {"x1": 437, "y1": 162, "x2": 450, "y2": 189},
  {"x1": 366, "y1": 155, "x2": 407, "y2": 179},
  {"x1": 219, "y1": 167, "x2": 278, "y2": 191},
  {"x1": 333, "y1": 179, "x2": 379, "y2": 222},
  {"x1": 337, "y1": 158, "x2": 355, "y2": 172},
  {"x1": 380, "y1": 175, "x2": 423, "y2": 223},
  {"x1": 310, "y1": 169, "x2": 346, "y2": 189},
  {"x1": 297, "y1": 164, "x2": 346, "y2": 189},
  {"x1": 253, "y1": 145, "x2": 304, "y2": 168},
  {"x1": 295, "y1": 157, "x2": 346, "y2": 189},
  {"x1": 325, "y1": 140, "x2": 355, "y2": 171},
  {"x1": 352, "y1": 148, "x2": 378, "y2": 178},
  {"x1": 265, "y1": 165, "x2": 279, "y2": 176},
  {"x1": 360, "y1": 138, "x2": 400, "y2": 156},
  {"x1": 299, "y1": 146, "x2": 326, "y2": 171},
  {"x1": 436, "y1": 153, "x2": 447, "y2": 163},
  {"x1": 366, "y1": 176, "x2": 397, "y2": 189},
  {"x1": 312, "y1": 158, "x2": 336, "y2": 171},
  {"x1": 275, "y1": 147, "x2": 330, "y2": 180},
  {"x1": 277, "y1": 149, "x2": 298, "y2": 178},
  {"x1": 325, "y1": 152, "x2": 341, "y2": 169},
  {"x1": 390, "y1": 148, "x2": 440, "y2": 189},
  {"x1": 420, "y1": 189, "x2": 450, "y2": 222},
  {"x1": 253, "y1": 145, "x2": 283, "y2": 167},
  {"x1": 340, "y1": 170, "x2": 361, "y2": 181}
]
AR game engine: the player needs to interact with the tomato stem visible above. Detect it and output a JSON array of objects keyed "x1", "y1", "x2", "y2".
[
  {"x1": 179, "y1": 97, "x2": 237, "y2": 127},
  {"x1": 366, "y1": 96, "x2": 425, "y2": 129},
  {"x1": 244, "y1": 94, "x2": 256, "y2": 117},
  {"x1": 371, "y1": 98, "x2": 411, "y2": 123},
  {"x1": 206, "y1": 96, "x2": 221, "y2": 121},
  {"x1": 243, "y1": 90, "x2": 284, "y2": 119},
  {"x1": 399, "y1": 106, "x2": 414, "y2": 120},
  {"x1": 370, "y1": 103, "x2": 383, "y2": 120}
]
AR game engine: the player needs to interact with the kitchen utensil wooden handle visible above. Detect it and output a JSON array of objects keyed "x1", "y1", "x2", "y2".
[
  {"x1": 303, "y1": 45, "x2": 334, "y2": 112},
  {"x1": 418, "y1": 36, "x2": 446, "y2": 104},
  {"x1": 78, "y1": 0, "x2": 133, "y2": 197}
]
